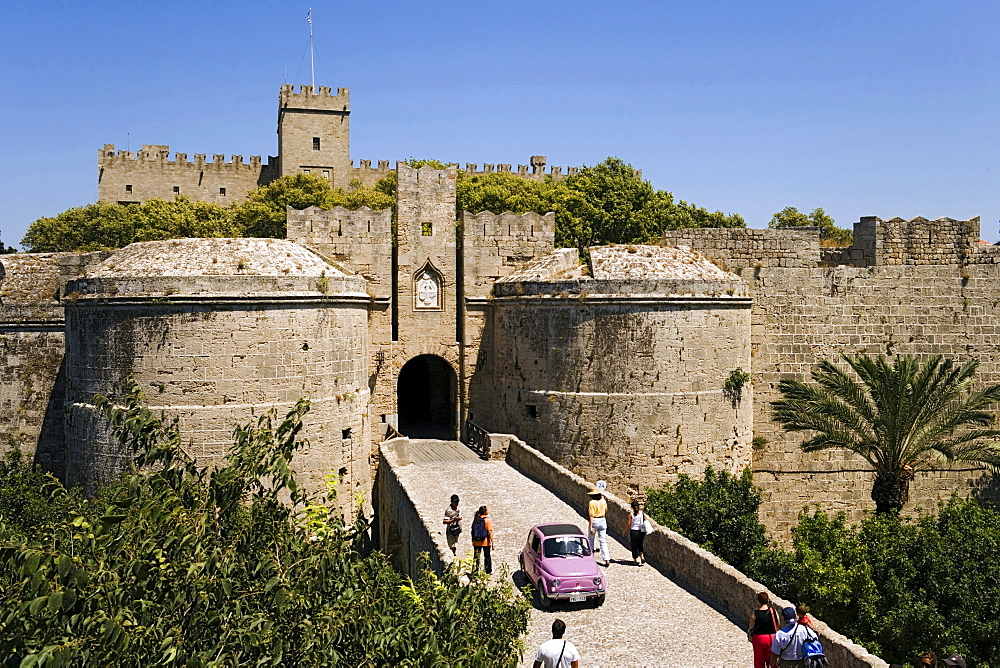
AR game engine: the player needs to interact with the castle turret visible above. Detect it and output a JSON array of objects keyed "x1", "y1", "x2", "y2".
[{"x1": 278, "y1": 84, "x2": 351, "y2": 187}]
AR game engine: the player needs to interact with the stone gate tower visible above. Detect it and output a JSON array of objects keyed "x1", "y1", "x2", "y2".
[{"x1": 277, "y1": 84, "x2": 352, "y2": 187}]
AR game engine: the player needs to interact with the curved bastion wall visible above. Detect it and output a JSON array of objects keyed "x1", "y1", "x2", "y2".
[
  {"x1": 484, "y1": 246, "x2": 753, "y2": 498},
  {"x1": 63, "y1": 239, "x2": 372, "y2": 510}
]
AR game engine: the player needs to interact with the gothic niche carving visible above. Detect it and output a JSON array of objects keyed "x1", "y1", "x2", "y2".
[{"x1": 413, "y1": 261, "x2": 443, "y2": 311}]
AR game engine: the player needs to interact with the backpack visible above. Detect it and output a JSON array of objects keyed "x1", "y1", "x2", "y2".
[
  {"x1": 471, "y1": 516, "x2": 488, "y2": 542},
  {"x1": 803, "y1": 628, "x2": 828, "y2": 668}
]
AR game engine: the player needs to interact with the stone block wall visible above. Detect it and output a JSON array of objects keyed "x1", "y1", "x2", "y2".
[
  {"x1": 669, "y1": 218, "x2": 1000, "y2": 537},
  {"x1": 0, "y1": 252, "x2": 109, "y2": 476},
  {"x1": 287, "y1": 205, "x2": 393, "y2": 289},
  {"x1": 661, "y1": 227, "x2": 822, "y2": 268},
  {"x1": 747, "y1": 260, "x2": 1000, "y2": 534},
  {"x1": 461, "y1": 210, "x2": 556, "y2": 299},
  {"x1": 98, "y1": 145, "x2": 276, "y2": 205},
  {"x1": 487, "y1": 276, "x2": 753, "y2": 498},
  {"x1": 375, "y1": 438, "x2": 450, "y2": 578}
]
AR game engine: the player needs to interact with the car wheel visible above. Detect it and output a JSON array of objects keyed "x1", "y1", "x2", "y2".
[
  {"x1": 593, "y1": 593, "x2": 606, "y2": 607},
  {"x1": 536, "y1": 585, "x2": 553, "y2": 610}
]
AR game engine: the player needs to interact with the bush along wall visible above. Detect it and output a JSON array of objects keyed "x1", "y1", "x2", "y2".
[{"x1": 645, "y1": 467, "x2": 1000, "y2": 666}]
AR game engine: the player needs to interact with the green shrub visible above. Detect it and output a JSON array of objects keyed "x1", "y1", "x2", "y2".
[
  {"x1": 0, "y1": 385, "x2": 529, "y2": 666},
  {"x1": 762, "y1": 502, "x2": 1000, "y2": 665},
  {"x1": 645, "y1": 466, "x2": 772, "y2": 575},
  {"x1": 0, "y1": 449, "x2": 78, "y2": 537},
  {"x1": 644, "y1": 465, "x2": 1000, "y2": 665}
]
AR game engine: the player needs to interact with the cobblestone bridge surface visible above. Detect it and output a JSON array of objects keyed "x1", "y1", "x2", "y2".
[{"x1": 395, "y1": 440, "x2": 751, "y2": 667}]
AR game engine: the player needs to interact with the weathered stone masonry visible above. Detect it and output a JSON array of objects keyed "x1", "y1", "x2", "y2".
[
  {"x1": 663, "y1": 218, "x2": 1000, "y2": 535},
  {"x1": 13, "y1": 86, "x2": 1000, "y2": 538}
]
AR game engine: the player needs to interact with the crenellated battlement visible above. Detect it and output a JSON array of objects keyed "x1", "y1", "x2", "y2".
[
  {"x1": 286, "y1": 205, "x2": 392, "y2": 245},
  {"x1": 279, "y1": 83, "x2": 349, "y2": 112},
  {"x1": 462, "y1": 210, "x2": 556, "y2": 240},
  {"x1": 661, "y1": 216, "x2": 995, "y2": 271},
  {"x1": 349, "y1": 159, "x2": 394, "y2": 186},
  {"x1": 345, "y1": 156, "x2": 613, "y2": 187},
  {"x1": 99, "y1": 144, "x2": 273, "y2": 171}
]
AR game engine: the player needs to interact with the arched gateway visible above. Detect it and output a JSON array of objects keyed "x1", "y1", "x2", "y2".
[{"x1": 396, "y1": 355, "x2": 457, "y2": 439}]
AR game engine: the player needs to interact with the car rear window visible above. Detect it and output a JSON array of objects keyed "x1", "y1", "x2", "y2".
[{"x1": 543, "y1": 536, "x2": 592, "y2": 558}]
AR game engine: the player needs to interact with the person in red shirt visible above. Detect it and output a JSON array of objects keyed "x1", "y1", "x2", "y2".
[{"x1": 471, "y1": 505, "x2": 494, "y2": 575}]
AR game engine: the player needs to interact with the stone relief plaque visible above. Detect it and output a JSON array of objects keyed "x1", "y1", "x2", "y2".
[{"x1": 414, "y1": 268, "x2": 441, "y2": 310}]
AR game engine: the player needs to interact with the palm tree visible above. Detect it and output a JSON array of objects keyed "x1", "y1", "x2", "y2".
[{"x1": 771, "y1": 353, "x2": 1000, "y2": 514}]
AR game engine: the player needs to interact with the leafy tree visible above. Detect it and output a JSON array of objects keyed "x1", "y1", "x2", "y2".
[
  {"x1": 22, "y1": 158, "x2": 743, "y2": 252},
  {"x1": 767, "y1": 502, "x2": 1000, "y2": 665},
  {"x1": 0, "y1": 384, "x2": 530, "y2": 665},
  {"x1": 772, "y1": 353, "x2": 1000, "y2": 514},
  {"x1": 644, "y1": 466, "x2": 771, "y2": 574},
  {"x1": 769, "y1": 206, "x2": 852, "y2": 246},
  {"x1": 231, "y1": 174, "x2": 392, "y2": 238},
  {"x1": 21, "y1": 199, "x2": 238, "y2": 252},
  {"x1": 457, "y1": 172, "x2": 560, "y2": 219},
  {"x1": 0, "y1": 449, "x2": 78, "y2": 537}
]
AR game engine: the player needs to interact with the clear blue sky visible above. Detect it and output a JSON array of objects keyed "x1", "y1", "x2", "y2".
[{"x1": 2, "y1": 0, "x2": 999, "y2": 247}]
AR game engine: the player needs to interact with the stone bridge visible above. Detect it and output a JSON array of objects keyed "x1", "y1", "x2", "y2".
[{"x1": 375, "y1": 435, "x2": 886, "y2": 668}]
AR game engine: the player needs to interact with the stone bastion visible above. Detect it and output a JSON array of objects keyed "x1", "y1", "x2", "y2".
[
  {"x1": 62, "y1": 238, "x2": 373, "y2": 508},
  {"x1": 486, "y1": 244, "x2": 753, "y2": 497}
]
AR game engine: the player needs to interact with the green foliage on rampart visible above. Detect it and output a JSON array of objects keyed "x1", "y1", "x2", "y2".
[
  {"x1": 769, "y1": 205, "x2": 852, "y2": 246},
  {"x1": 21, "y1": 159, "x2": 743, "y2": 252},
  {"x1": 645, "y1": 467, "x2": 1000, "y2": 666},
  {"x1": 0, "y1": 385, "x2": 530, "y2": 666}
]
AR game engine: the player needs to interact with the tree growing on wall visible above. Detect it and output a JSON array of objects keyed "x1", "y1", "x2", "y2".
[
  {"x1": 771, "y1": 353, "x2": 1000, "y2": 514},
  {"x1": 769, "y1": 206, "x2": 852, "y2": 246}
]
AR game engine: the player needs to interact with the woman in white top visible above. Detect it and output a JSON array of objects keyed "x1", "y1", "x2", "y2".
[{"x1": 626, "y1": 499, "x2": 648, "y2": 565}]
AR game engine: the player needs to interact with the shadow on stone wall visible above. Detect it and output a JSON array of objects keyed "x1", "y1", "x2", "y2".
[
  {"x1": 34, "y1": 357, "x2": 66, "y2": 480},
  {"x1": 970, "y1": 469, "x2": 1000, "y2": 508}
]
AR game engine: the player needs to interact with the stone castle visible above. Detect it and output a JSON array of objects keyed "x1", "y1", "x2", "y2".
[
  {"x1": 98, "y1": 83, "x2": 579, "y2": 206},
  {"x1": 3, "y1": 82, "x2": 998, "y2": 535}
]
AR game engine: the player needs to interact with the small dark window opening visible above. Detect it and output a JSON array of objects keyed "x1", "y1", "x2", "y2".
[
  {"x1": 342, "y1": 428, "x2": 352, "y2": 439},
  {"x1": 525, "y1": 404, "x2": 538, "y2": 420},
  {"x1": 125, "y1": 184, "x2": 132, "y2": 193},
  {"x1": 219, "y1": 187, "x2": 226, "y2": 195},
  {"x1": 313, "y1": 136, "x2": 321, "y2": 150},
  {"x1": 172, "y1": 186, "x2": 180, "y2": 194},
  {"x1": 421, "y1": 222, "x2": 433, "y2": 236}
]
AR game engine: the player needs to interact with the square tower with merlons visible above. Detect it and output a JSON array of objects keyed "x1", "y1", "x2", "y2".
[{"x1": 278, "y1": 84, "x2": 352, "y2": 187}]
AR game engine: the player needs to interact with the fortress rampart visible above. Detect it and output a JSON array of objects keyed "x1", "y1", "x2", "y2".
[
  {"x1": 663, "y1": 218, "x2": 1000, "y2": 535},
  {"x1": 98, "y1": 144, "x2": 278, "y2": 205},
  {"x1": 18, "y1": 141, "x2": 1000, "y2": 541},
  {"x1": 485, "y1": 245, "x2": 752, "y2": 496}
]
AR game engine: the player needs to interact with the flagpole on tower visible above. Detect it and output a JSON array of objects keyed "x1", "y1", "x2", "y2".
[{"x1": 308, "y1": 8, "x2": 316, "y2": 93}]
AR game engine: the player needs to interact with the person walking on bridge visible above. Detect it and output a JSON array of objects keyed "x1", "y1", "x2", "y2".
[
  {"x1": 533, "y1": 618, "x2": 580, "y2": 668},
  {"x1": 588, "y1": 487, "x2": 610, "y2": 566},
  {"x1": 471, "y1": 505, "x2": 494, "y2": 575},
  {"x1": 747, "y1": 591, "x2": 779, "y2": 668},
  {"x1": 443, "y1": 494, "x2": 462, "y2": 555}
]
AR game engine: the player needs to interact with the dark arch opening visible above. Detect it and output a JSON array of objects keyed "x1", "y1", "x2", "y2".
[{"x1": 397, "y1": 355, "x2": 456, "y2": 439}]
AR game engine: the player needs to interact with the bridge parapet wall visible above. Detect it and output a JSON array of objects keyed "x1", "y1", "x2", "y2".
[
  {"x1": 376, "y1": 438, "x2": 452, "y2": 578},
  {"x1": 503, "y1": 436, "x2": 887, "y2": 668}
]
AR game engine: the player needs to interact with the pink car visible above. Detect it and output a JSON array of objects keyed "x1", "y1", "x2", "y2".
[{"x1": 519, "y1": 523, "x2": 606, "y2": 608}]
